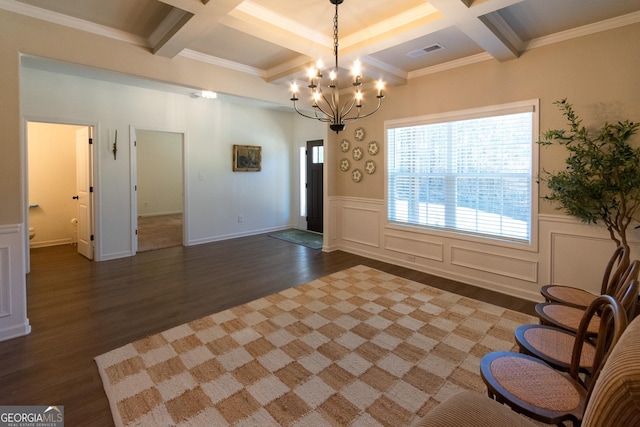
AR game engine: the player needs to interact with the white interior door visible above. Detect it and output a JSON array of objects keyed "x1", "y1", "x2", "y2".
[{"x1": 75, "y1": 127, "x2": 93, "y2": 259}]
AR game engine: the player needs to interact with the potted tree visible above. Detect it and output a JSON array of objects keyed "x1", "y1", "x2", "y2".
[{"x1": 538, "y1": 99, "x2": 640, "y2": 264}]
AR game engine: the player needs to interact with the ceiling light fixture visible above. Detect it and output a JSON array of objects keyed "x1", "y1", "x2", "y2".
[
  {"x1": 201, "y1": 90, "x2": 217, "y2": 99},
  {"x1": 290, "y1": 0, "x2": 385, "y2": 134}
]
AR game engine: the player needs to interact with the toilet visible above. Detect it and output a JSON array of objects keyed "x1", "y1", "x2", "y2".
[{"x1": 29, "y1": 227, "x2": 35, "y2": 240}]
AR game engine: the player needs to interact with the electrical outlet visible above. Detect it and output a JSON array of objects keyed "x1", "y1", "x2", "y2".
[
  {"x1": 238, "y1": 215, "x2": 244, "y2": 223},
  {"x1": 407, "y1": 255, "x2": 416, "y2": 262}
]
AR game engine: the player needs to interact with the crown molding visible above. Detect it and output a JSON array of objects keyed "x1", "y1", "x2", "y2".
[
  {"x1": 408, "y1": 10, "x2": 640, "y2": 80},
  {"x1": 361, "y1": 56, "x2": 407, "y2": 81},
  {"x1": 524, "y1": 10, "x2": 640, "y2": 50},
  {"x1": 408, "y1": 52, "x2": 493, "y2": 79},
  {"x1": 179, "y1": 49, "x2": 266, "y2": 79},
  {"x1": 0, "y1": 0, "x2": 148, "y2": 47}
]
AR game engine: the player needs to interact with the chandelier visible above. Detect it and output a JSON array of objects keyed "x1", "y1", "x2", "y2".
[{"x1": 290, "y1": 0, "x2": 385, "y2": 134}]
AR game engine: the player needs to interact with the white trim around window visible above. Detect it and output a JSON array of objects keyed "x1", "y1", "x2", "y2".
[{"x1": 384, "y1": 99, "x2": 539, "y2": 251}]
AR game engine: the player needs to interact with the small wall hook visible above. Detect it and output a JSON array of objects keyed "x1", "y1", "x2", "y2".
[{"x1": 112, "y1": 129, "x2": 118, "y2": 160}]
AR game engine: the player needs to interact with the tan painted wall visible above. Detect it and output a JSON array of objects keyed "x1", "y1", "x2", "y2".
[
  {"x1": 328, "y1": 23, "x2": 640, "y2": 215},
  {"x1": 0, "y1": 9, "x2": 290, "y2": 224},
  {"x1": 1, "y1": 8, "x2": 640, "y2": 224}
]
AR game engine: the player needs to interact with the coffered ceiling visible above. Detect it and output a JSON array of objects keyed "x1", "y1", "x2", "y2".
[{"x1": 4, "y1": 0, "x2": 640, "y2": 89}]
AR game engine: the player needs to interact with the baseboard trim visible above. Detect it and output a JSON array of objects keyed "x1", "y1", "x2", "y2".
[
  {"x1": 0, "y1": 320, "x2": 31, "y2": 342},
  {"x1": 29, "y1": 239, "x2": 74, "y2": 248}
]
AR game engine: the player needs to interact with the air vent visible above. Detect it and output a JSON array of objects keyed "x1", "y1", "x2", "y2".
[{"x1": 407, "y1": 43, "x2": 445, "y2": 58}]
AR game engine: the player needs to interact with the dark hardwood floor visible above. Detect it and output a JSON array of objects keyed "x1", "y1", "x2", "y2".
[{"x1": 0, "y1": 233, "x2": 535, "y2": 426}]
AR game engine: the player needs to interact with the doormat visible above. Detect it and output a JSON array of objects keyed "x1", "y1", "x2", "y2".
[{"x1": 268, "y1": 229, "x2": 323, "y2": 249}]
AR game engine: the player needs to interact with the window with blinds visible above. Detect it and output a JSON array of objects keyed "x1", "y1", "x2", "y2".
[{"x1": 386, "y1": 101, "x2": 538, "y2": 244}]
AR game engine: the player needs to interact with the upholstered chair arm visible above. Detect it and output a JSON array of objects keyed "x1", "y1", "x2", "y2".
[{"x1": 409, "y1": 391, "x2": 537, "y2": 427}]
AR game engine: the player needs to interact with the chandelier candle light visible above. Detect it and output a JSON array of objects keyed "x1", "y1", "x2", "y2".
[{"x1": 290, "y1": 0, "x2": 385, "y2": 134}]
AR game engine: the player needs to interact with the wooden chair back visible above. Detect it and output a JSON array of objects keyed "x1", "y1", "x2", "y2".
[
  {"x1": 570, "y1": 294, "x2": 628, "y2": 393},
  {"x1": 602, "y1": 246, "x2": 628, "y2": 295},
  {"x1": 611, "y1": 260, "x2": 639, "y2": 318}
]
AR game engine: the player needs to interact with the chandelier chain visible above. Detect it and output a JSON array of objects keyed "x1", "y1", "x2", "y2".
[{"x1": 333, "y1": 2, "x2": 339, "y2": 69}]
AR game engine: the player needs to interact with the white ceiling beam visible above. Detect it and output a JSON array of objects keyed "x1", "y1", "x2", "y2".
[
  {"x1": 428, "y1": 0, "x2": 523, "y2": 61},
  {"x1": 462, "y1": 15, "x2": 519, "y2": 60},
  {"x1": 359, "y1": 56, "x2": 407, "y2": 86},
  {"x1": 465, "y1": 0, "x2": 525, "y2": 16},
  {"x1": 156, "y1": 0, "x2": 210, "y2": 14},
  {"x1": 220, "y1": 9, "x2": 331, "y2": 61},
  {"x1": 156, "y1": 0, "x2": 523, "y2": 82},
  {"x1": 338, "y1": 4, "x2": 442, "y2": 56},
  {"x1": 152, "y1": 0, "x2": 244, "y2": 58},
  {"x1": 234, "y1": 2, "x2": 443, "y2": 86}
]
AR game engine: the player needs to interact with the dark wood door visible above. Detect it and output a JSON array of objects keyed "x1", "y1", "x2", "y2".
[{"x1": 306, "y1": 139, "x2": 324, "y2": 233}]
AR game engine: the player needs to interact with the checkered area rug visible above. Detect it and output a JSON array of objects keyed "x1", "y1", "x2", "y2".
[{"x1": 95, "y1": 265, "x2": 536, "y2": 426}]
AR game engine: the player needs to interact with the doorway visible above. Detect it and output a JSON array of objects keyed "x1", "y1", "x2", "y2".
[
  {"x1": 26, "y1": 121, "x2": 95, "y2": 265},
  {"x1": 132, "y1": 129, "x2": 185, "y2": 252},
  {"x1": 306, "y1": 139, "x2": 324, "y2": 233}
]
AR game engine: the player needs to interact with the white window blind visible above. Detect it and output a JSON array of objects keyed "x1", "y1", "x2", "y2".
[{"x1": 387, "y1": 102, "x2": 536, "y2": 243}]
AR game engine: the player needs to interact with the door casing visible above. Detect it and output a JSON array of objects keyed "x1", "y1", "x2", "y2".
[
  {"x1": 75, "y1": 126, "x2": 94, "y2": 260},
  {"x1": 129, "y1": 126, "x2": 187, "y2": 254},
  {"x1": 306, "y1": 139, "x2": 324, "y2": 233},
  {"x1": 23, "y1": 118, "x2": 98, "y2": 271}
]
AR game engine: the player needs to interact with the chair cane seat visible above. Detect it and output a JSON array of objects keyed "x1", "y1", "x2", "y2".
[
  {"x1": 541, "y1": 285, "x2": 597, "y2": 308},
  {"x1": 537, "y1": 269, "x2": 639, "y2": 339},
  {"x1": 481, "y1": 295, "x2": 627, "y2": 426},
  {"x1": 515, "y1": 324, "x2": 595, "y2": 373},
  {"x1": 418, "y1": 313, "x2": 640, "y2": 427},
  {"x1": 536, "y1": 303, "x2": 601, "y2": 335},
  {"x1": 481, "y1": 352, "x2": 586, "y2": 423}
]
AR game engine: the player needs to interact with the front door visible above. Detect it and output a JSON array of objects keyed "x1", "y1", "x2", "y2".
[
  {"x1": 75, "y1": 127, "x2": 93, "y2": 259},
  {"x1": 306, "y1": 140, "x2": 323, "y2": 233}
]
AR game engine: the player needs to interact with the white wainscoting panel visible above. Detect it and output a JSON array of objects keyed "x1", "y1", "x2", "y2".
[
  {"x1": 329, "y1": 204, "x2": 338, "y2": 244},
  {"x1": 550, "y1": 232, "x2": 632, "y2": 294},
  {"x1": 0, "y1": 246, "x2": 10, "y2": 317},
  {"x1": 327, "y1": 197, "x2": 636, "y2": 302},
  {"x1": 451, "y1": 246, "x2": 538, "y2": 282},
  {"x1": 0, "y1": 224, "x2": 31, "y2": 341},
  {"x1": 541, "y1": 215, "x2": 640, "y2": 293},
  {"x1": 342, "y1": 205, "x2": 380, "y2": 248},
  {"x1": 385, "y1": 233, "x2": 444, "y2": 262}
]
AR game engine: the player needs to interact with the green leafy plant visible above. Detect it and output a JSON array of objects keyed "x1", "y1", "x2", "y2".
[{"x1": 538, "y1": 99, "x2": 640, "y2": 261}]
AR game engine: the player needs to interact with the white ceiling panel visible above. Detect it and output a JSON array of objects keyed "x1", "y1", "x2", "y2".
[
  {"x1": 497, "y1": 0, "x2": 640, "y2": 41},
  {"x1": 14, "y1": 0, "x2": 174, "y2": 38},
  {"x1": 188, "y1": 25, "x2": 301, "y2": 70},
  {"x1": 370, "y1": 26, "x2": 485, "y2": 73},
  {"x1": 5, "y1": 0, "x2": 640, "y2": 86}
]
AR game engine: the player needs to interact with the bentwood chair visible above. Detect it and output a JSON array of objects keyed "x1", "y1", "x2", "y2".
[
  {"x1": 411, "y1": 311, "x2": 640, "y2": 427},
  {"x1": 540, "y1": 246, "x2": 627, "y2": 309},
  {"x1": 536, "y1": 260, "x2": 639, "y2": 338},
  {"x1": 515, "y1": 278, "x2": 637, "y2": 382},
  {"x1": 479, "y1": 295, "x2": 627, "y2": 426}
]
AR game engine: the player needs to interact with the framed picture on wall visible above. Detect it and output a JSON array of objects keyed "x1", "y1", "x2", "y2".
[{"x1": 233, "y1": 144, "x2": 262, "y2": 172}]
